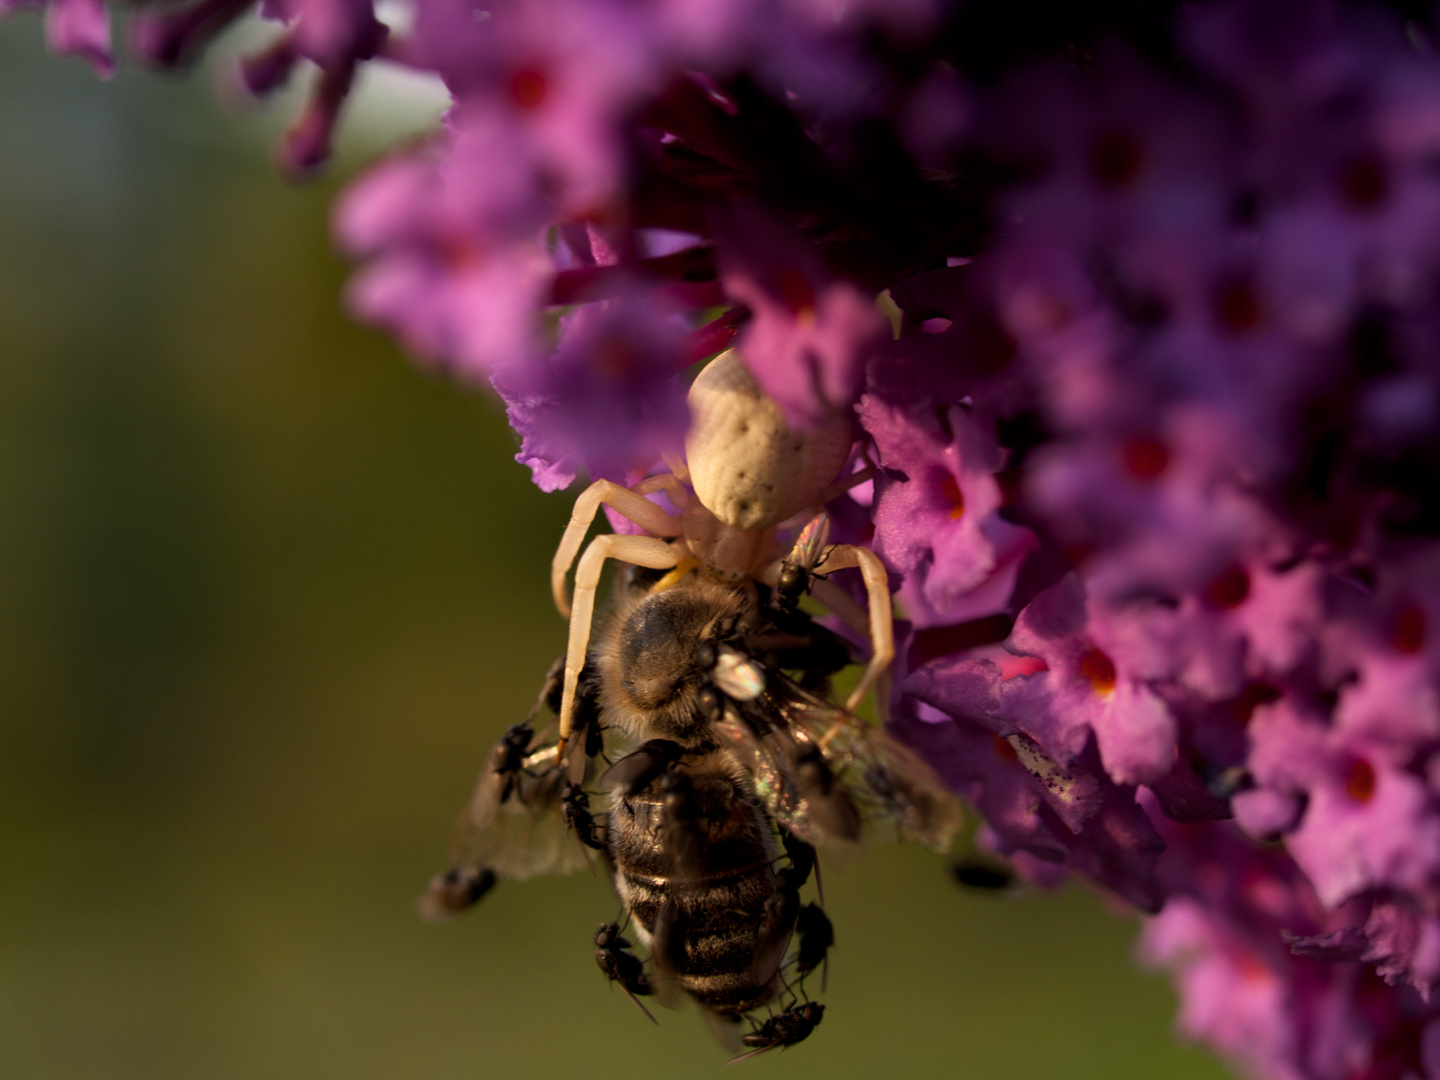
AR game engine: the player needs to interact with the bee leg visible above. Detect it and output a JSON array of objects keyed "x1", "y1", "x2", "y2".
[
  {"x1": 652, "y1": 899, "x2": 689, "y2": 975},
  {"x1": 557, "y1": 534, "x2": 681, "y2": 757},
  {"x1": 579, "y1": 681, "x2": 607, "y2": 753},
  {"x1": 648, "y1": 900, "x2": 689, "y2": 1010},
  {"x1": 564, "y1": 693, "x2": 603, "y2": 785},
  {"x1": 600, "y1": 738, "x2": 684, "y2": 795},
  {"x1": 658, "y1": 770, "x2": 708, "y2": 883},
  {"x1": 704, "y1": 1009, "x2": 744, "y2": 1055},
  {"x1": 779, "y1": 829, "x2": 823, "y2": 907},
  {"x1": 749, "y1": 865, "x2": 801, "y2": 986},
  {"x1": 551, "y1": 478, "x2": 684, "y2": 618}
]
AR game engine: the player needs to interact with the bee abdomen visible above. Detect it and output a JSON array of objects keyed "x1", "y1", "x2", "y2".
[
  {"x1": 608, "y1": 773, "x2": 780, "y2": 1015},
  {"x1": 617, "y1": 878, "x2": 778, "y2": 1015}
]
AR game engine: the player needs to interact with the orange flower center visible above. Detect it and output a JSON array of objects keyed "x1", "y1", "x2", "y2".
[
  {"x1": 1340, "y1": 154, "x2": 1388, "y2": 211},
  {"x1": 1231, "y1": 682, "x2": 1281, "y2": 726},
  {"x1": 939, "y1": 472, "x2": 966, "y2": 520},
  {"x1": 1078, "y1": 648, "x2": 1117, "y2": 695},
  {"x1": 1122, "y1": 435, "x2": 1169, "y2": 480},
  {"x1": 1214, "y1": 276, "x2": 1262, "y2": 334},
  {"x1": 1090, "y1": 131, "x2": 1143, "y2": 189},
  {"x1": 1235, "y1": 949, "x2": 1271, "y2": 984},
  {"x1": 1393, "y1": 605, "x2": 1426, "y2": 655},
  {"x1": 776, "y1": 267, "x2": 816, "y2": 319},
  {"x1": 1345, "y1": 758, "x2": 1376, "y2": 804},
  {"x1": 594, "y1": 339, "x2": 638, "y2": 380},
  {"x1": 509, "y1": 68, "x2": 548, "y2": 109},
  {"x1": 1204, "y1": 565, "x2": 1251, "y2": 609}
]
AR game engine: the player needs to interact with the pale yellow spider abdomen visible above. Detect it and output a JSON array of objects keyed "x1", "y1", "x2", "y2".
[{"x1": 684, "y1": 350, "x2": 853, "y2": 532}]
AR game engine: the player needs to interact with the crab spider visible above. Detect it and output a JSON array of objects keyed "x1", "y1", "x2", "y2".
[{"x1": 551, "y1": 349, "x2": 894, "y2": 756}]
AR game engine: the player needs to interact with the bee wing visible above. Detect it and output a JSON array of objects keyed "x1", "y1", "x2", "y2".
[
  {"x1": 776, "y1": 687, "x2": 963, "y2": 853},
  {"x1": 712, "y1": 667, "x2": 961, "y2": 853},
  {"x1": 710, "y1": 696, "x2": 862, "y2": 859},
  {"x1": 420, "y1": 669, "x2": 606, "y2": 922},
  {"x1": 710, "y1": 708, "x2": 812, "y2": 843},
  {"x1": 704, "y1": 1009, "x2": 744, "y2": 1056},
  {"x1": 447, "y1": 743, "x2": 593, "y2": 881},
  {"x1": 451, "y1": 732, "x2": 526, "y2": 837}
]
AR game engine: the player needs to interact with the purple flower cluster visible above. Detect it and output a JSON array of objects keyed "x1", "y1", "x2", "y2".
[
  {"x1": 18, "y1": 0, "x2": 1440, "y2": 1074},
  {"x1": 6, "y1": 0, "x2": 387, "y2": 170}
]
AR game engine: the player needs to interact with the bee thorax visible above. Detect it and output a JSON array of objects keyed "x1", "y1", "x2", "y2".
[{"x1": 599, "y1": 579, "x2": 746, "y2": 744}]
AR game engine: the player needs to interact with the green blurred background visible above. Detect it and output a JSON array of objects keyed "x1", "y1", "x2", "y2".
[{"x1": 0, "y1": 22, "x2": 1230, "y2": 1079}]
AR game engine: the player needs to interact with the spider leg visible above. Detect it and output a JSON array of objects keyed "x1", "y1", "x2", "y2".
[
  {"x1": 758, "y1": 544, "x2": 893, "y2": 725},
  {"x1": 557, "y1": 533, "x2": 681, "y2": 755},
  {"x1": 552, "y1": 477, "x2": 684, "y2": 617},
  {"x1": 812, "y1": 544, "x2": 893, "y2": 723}
]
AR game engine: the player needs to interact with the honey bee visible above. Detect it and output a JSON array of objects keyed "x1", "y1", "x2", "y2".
[
  {"x1": 420, "y1": 346, "x2": 959, "y2": 1051},
  {"x1": 419, "y1": 544, "x2": 962, "y2": 1049}
]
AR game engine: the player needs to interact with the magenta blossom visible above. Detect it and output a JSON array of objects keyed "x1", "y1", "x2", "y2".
[
  {"x1": 718, "y1": 206, "x2": 890, "y2": 429},
  {"x1": 496, "y1": 292, "x2": 690, "y2": 491},
  {"x1": 21, "y1": 0, "x2": 1440, "y2": 1074},
  {"x1": 333, "y1": 130, "x2": 553, "y2": 379},
  {"x1": 861, "y1": 393, "x2": 1036, "y2": 623}
]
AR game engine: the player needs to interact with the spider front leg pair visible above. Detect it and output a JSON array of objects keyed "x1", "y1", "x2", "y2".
[
  {"x1": 760, "y1": 538, "x2": 894, "y2": 718},
  {"x1": 553, "y1": 500, "x2": 892, "y2": 743},
  {"x1": 549, "y1": 349, "x2": 894, "y2": 756}
]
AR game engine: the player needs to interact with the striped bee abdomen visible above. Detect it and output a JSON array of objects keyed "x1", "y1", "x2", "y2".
[{"x1": 609, "y1": 764, "x2": 780, "y2": 1016}]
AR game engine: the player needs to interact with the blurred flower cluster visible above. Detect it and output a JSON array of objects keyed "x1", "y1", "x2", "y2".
[{"x1": 16, "y1": 0, "x2": 1440, "y2": 1074}]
